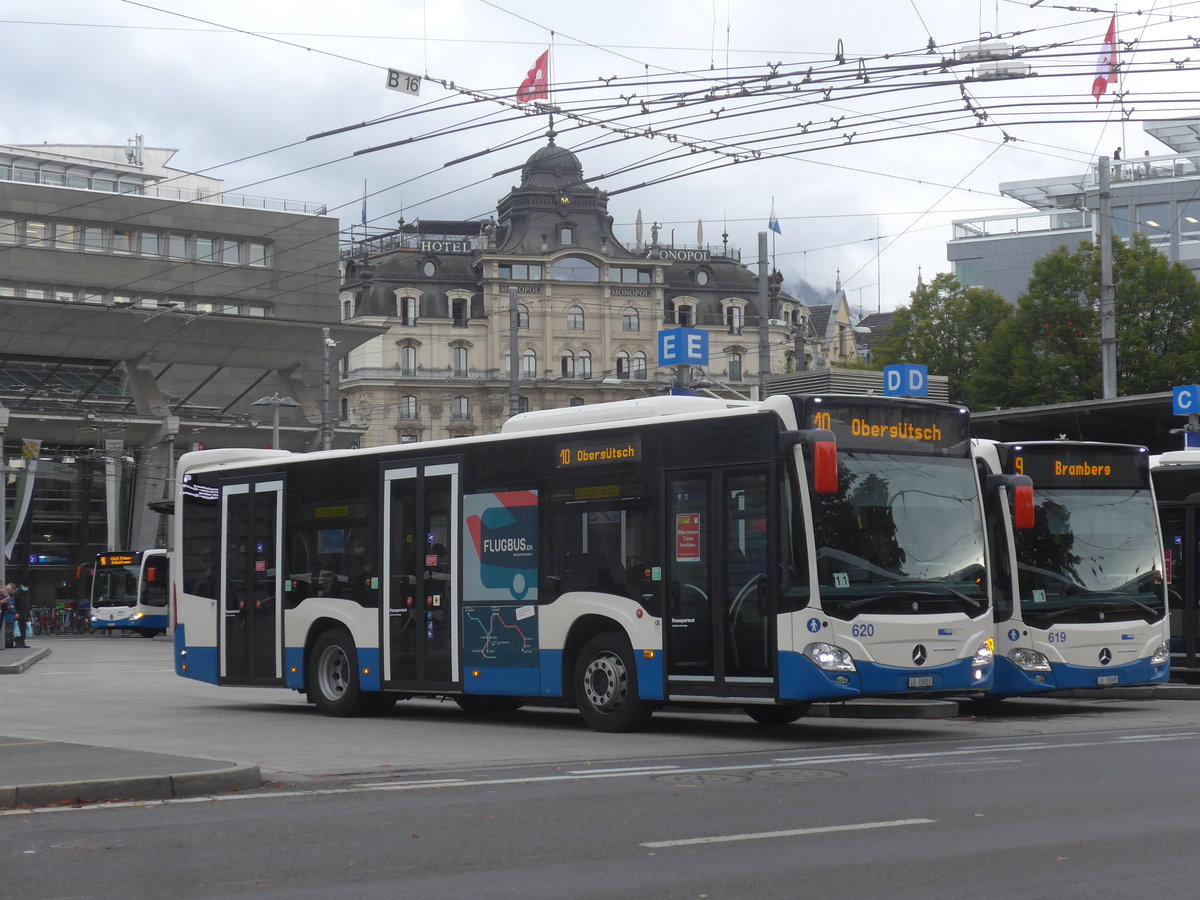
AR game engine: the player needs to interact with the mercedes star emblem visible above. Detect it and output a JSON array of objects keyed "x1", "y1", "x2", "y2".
[
  {"x1": 912, "y1": 644, "x2": 927, "y2": 666},
  {"x1": 1099, "y1": 648, "x2": 1112, "y2": 665}
]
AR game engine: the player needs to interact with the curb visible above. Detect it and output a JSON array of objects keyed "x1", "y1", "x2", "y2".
[
  {"x1": 0, "y1": 763, "x2": 262, "y2": 810},
  {"x1": 0, "y1": 647, "x2": 51, "y2": 675}
]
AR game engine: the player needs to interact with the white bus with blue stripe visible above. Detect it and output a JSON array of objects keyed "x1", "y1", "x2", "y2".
[
  {"x1": 171, "y1": 393, "x2": 995, "y2": 731},
  {"x1": 90, "y1": 549, "x2": 171, "y2": 636},
  {"x1": 975, "y1": 440, "x2": 1170, "y2": 696}
]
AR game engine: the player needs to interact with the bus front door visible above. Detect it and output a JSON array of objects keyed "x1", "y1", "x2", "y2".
[
  {"x1": 220, "y1": 480, "x2": 284, "y2": 685},
  {"x1": 665, "y1": 468, "x2": 775, "y2": 699},
  {"x1": 1160, "y1": 506, "x2": 1198, "y2": 668},
  {"x1": 383, "y1": 463, "x2": 459, "y2": 690}
]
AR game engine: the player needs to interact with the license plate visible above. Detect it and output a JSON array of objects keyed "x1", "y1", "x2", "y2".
[
  {"x1": 908, "y1": 676, "x2": 934, "y2": 688},
  {"x1": 1097, "y1": 675, "x2": 1119, "y2": 686}
]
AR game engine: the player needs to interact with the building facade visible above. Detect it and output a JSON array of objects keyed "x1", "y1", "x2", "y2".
[
  {"x1": 0, "y1": 140, "x2": 377, "y2": 603},
  {"x1": 339, "y1": 140, "x2": 861, "y2": 446},
  {"x1": 948, "y1": 118, "x2": 1200, "y2": 303}
]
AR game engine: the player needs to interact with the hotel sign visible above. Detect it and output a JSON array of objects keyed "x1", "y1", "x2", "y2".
[{"x1": 421, "y1": 240, "x2": 472, "y2": 254}]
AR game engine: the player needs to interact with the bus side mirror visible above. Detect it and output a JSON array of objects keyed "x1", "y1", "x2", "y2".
[
  {"x1": 782, "y1": 428, "x2": 838, "y2": 494},
  {"x1": 1012, "y1": 481, "x2": 1035, "y2": 530}
]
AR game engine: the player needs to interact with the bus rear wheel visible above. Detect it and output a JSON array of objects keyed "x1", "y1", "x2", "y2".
[
  {"x1": 309, "y1": 628, "x2": 374, "y2": 717},
  {"x1": 744, "y1": 703, "x2": 810, "y2": 726},
  {"x1": 574, "y1": 632, "x2": 654, "y2": 732}
]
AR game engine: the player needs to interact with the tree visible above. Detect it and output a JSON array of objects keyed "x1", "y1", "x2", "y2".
[
  {"x1": 872, "y1": 273, "x2": 1011, "y2": 406},
  {"x1": 969, "y1": 234, "x2": 1200, "y2": 408}
]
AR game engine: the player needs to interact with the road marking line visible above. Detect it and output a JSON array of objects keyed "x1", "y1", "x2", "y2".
[
  {"x1": 640, "y1": 818, "x2": 937, "y2": 849},
  {"x1": 0, "y1": 741, "x2": 53, "y2": 748},
  {"x1": 567, "y1": 765, "x2": 681, "y2": 774}
]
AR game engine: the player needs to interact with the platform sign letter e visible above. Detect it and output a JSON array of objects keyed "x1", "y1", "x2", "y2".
[
  {"x1": 883, "y1": 363, "x2": 928, "y2": 397},
  {"x1": 658, "y1": 328, "x2": 708, "y2": 367},
  {"x1": 1173, "y1": 385, "x2": 1200, "y2": 415}
]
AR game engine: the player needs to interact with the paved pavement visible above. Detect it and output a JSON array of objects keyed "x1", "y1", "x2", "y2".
[
  {"x1": 3, "y1": 641, "x2": 1198, "y2": 810},
  {"x1": 0, "y1": 645, "x2": 260, "y2": 808}
]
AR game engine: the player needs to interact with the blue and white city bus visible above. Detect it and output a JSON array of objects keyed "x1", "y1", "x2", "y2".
[
  {"x1": 90, "y1": 549, "x2": 171, "y2": 636},
  {"x1": 975, "y1": 440, "x2": 1170, "y2": 695},
  {"x1": 171, "y1": 394, "x2": 995, "y2": 731}
]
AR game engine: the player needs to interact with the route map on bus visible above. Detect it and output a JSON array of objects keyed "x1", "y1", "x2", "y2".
[{"x1": 462, "y1": 604, "x2": 539, "y2": 667}]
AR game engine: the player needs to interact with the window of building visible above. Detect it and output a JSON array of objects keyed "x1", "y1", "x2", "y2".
[
  {"x1": 24, "y1": 287, "x2": 46, "y2": 300},
  {"x1": 1112, "y1": 206, "x2": 1131, "y2": 241},
  {"x1": 517, "y1": 303, "x2": 529, "y2": 329},
  {"x1": 578, "y1": 349, "x2": 592, "y2": 379},
  {"x1": 93, "y1": 177, "x2": 116, "y2": 192},
  {"x1": 140, "y1": 297, "x2": 159, "y2": 310},
  {"x1": 518, "y1": 396, "x2": 531, "y2": 414},
  {"x1": 222, "y1": 240, "x2": 240, "y2": 264},
  {"x1": 112, "y1": 294, "x2": 134, "y2": 307},
  {"x1": 67, "y1": 174, "x2": 90, "y2": 189},
  {"x1": 82, "y1": 227, "x2": 105, "y2": 253},
  {"x1": 343, "y1": 299, "x2": 353, "y2": 320},
  {"x1": 0, "y1": 218, "x2": 17, "y2": 243},
  {"x1": 42, "y1": 169, "x2": 65, "y2": 186},
  {"x1": 552, "y1": 256, "x2": 600, "y2": 282},
  {"x1": 677, "y1": 304, "x2": 695, "y2": 327},
  {"x1": 141, "y1": 231, "x2": 161, "y2": 256},
  {"x1": 168, "y1": 234, "x2": 188, "y2": 259},
  {"x1": 340, "y1": 398, "x2": 349, "y2": 419},
  {"x1": 25, "y1": 220, "x2": 49, "y2": 247},
  {"x1": 1137, "y1": 202, "x2": 1171, "y2": 238},
  {"x1": 192, "y1": 301, "x2": 215, "y2": 313},
  {"x1": 522, "y1": 348, "x2": 537, "y2": 378},
  {"x1": 560, "y1": 226, "x2": 573, "y2": 245},
  {"x1": 195, "y1": 237, "x2": 216, "y2": 262},
  {"x1": 246, "y1": 242, "x2": 269, "y2": 267},
  {"x1": 399, "y1": 345, "x2": 417, "y2": 376},
  {"x1": 112, "y1": 227, "x2": 135, "y2": 254},
  {"x1": 729, "y1": 352, "x2": 743, "y2": 382},
  {"x1": 499, "y1": 263, "x2": 542, "y2": 280},
  {"x1": 245, "y1": 305, "x2": 268, "y2": 317},
  {"x1": 0, "y1": 284, "x2": 16, "y2": 296},
  {"x1": 695, "y1": 269, "x2": 710, "y2": 286},
  {"x1": 400, "y1": 296, "x2": 418, "y2": 326},
  {"x1": 452, "y1": 396, "x2": 470, "y2": 419},
  {"x1": 561, "y1": 350, "x2": 575, "y2": 378},
  {"x1": 566, "y1": 304, "x2": 585, "y2": 330},
  {"x1": 452, "y1": 346, "x2": 469, "y2": 377},
  {"x1": 452, "y1": 297, "x2": 469, "y2": 327},
  {"x1": 611, "y1": 266, "x2": 652, "y2": 284},
  {"x1": 56, "y1": 289, "x2": 76, "y2": 303},
  {"x1": 55, "y1": 224, "x2": 78, "y2": 250},
  {"x1": 81, "y1": 292, "x2": 105, "y2": 305},
  {"x1": 569, "y1": 396, "x2": 585, "y2": 407},
  {"x1": 422, "y1": 260, "x2": 437, "y2": 278},
  {"x1": 727, "y1": 305, "x2": 743, "y2": 335},
  {"x1": 400, "y1": 396, "x2": 418, "y2": 419},
  {"x1": 622, "y1": 307, "x2": 640, "y2": 331},
  {"x1": 632, "y1": 351, "x2": 647, "y2": 380},
  {"x1": 615, "y1": 351, "x2": 629, "y2": 379}
]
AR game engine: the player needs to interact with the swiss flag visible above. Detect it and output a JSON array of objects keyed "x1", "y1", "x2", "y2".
[
  {"x1": 1092, "y1": 15, "x2": 1117, "y2": 101},
  {"x1": 517, "y1": 50, "x2": 550, "y2": 103}
]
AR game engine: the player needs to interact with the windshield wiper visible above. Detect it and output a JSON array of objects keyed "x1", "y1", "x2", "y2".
[
  {"x1": 896, "y1": 581, "x2": 983, "y2": 610},
  {"x1": 830, "y1": 588, "x2": 980, "y2": 612}
]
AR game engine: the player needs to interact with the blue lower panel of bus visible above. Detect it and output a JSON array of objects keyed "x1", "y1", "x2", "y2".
[
  {"x1": 174, "y1": 625, "x2": 219, "y2": 684},
  {"x1": 778, "y1": 651, "x2": 862, "y2": 701},
  {"x1": 464, "y1": 666, "x2": 542, "y2": 696},
  {"x1": 991, "y1": 655, "x2": 1169, "y2": 696},
  {"x1": 855, "y1": 657, "x2": 991, "y2": 694}
]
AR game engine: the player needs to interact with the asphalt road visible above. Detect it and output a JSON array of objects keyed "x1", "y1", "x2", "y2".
[{"x1": 5, "y1": 636, "x2": 1200, "y2": 899}]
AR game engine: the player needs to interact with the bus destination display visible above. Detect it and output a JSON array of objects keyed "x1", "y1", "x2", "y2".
[
  {"x1": 1002, "y1": 444, "x2": 1147, "y2": 489},
  {"x1": 801, "y1": 398, "x2": 969, "y2": 457},
  {"x1": 556, "y1": 435, "x2": 642, "y2": 468}
]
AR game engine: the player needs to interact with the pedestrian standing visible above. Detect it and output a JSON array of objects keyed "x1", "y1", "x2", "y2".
[
  {"x1": 0, "y1": 584, "x2": 14, "y2": 650},
  {"x1": 13, "y1": 582, "x2": 31, "y2": 648}
]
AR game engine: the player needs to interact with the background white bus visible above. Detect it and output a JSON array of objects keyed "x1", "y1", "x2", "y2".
[{"x1": 90, "y1": 549, "x2": 171, "y2": 637}]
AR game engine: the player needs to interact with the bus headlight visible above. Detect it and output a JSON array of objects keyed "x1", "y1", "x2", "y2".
[
  {"x1": 971, "y1": 638, "x2": 995, "y2": 668},
  {"x1": 131, "y1": 613, "x2": 144, "y2": 621},
  {"x1": 1151, "y1": 642, "x2": 1170, "y2": 665},
  {"x1": 1008, "y1": 647, "x2": 1052, "y2": 672},
  {"x1": 803, "y1": 642, "x2": 856, "y2": 672}
]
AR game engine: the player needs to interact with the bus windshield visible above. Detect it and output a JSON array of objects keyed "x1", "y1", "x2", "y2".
[
  {"x1": 93, "y1": 567, "x2": 139, "y2": 608},
  {"x1": 1013, "y1": 488, "x2": 1165, "y2": 627},
  {"x1": 812, "y1": 452, "x2": 987, "y2": 618}
]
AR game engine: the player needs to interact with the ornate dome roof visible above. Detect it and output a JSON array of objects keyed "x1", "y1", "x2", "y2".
[{"x1": 520, "y1": 140, "x2": 584, "y2": 189}]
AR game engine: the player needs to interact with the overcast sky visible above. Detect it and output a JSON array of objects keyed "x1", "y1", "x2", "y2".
[{"x1": 7, "y1": 1, "x2": 1198, "y2": 312}]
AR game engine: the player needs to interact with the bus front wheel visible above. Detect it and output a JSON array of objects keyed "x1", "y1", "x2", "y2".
[
  {"x1": 573, "y1": 632, "x2": 654, "y2": 732},
  {"x1": 309, "y1": 628, "x2": 373, "y2": 717}
]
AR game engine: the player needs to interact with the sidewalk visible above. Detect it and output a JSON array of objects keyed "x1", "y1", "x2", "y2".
[{"x1": 1, "y1": 645, "x2": 261, "y2": 809}]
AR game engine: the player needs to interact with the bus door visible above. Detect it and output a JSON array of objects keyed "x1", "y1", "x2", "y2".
[
  {"x1": 383, "y1": 462, "x2": 459, "y2": 689},
  {"x1": 1159, "y1": 505, "x2": 1198, "y2": 667},
  {"x1": 665, "y1": 467, "x2": 775, "y2": 698},
  {"x1": 220, "y1": 480, "x2": 284, "y2": 685}
]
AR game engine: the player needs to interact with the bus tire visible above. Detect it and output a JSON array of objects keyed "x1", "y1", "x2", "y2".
[
  {"x1": 573, "y1": 632, "x2": 654, "y2": 732},
  {"x1": 454, "y1": 695, "x2": 524, "y2": 717},
  {"x1": 744, "y1": 703, "x2": 809, "y2": 726},
  {"x1": 309, "y1": 628, "x2": 373, "y2": 717}
]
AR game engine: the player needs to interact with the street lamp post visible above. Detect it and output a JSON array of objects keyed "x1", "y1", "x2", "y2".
[{"x1": 251, "y1": 394, "x2": 300, "y2": 450}]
